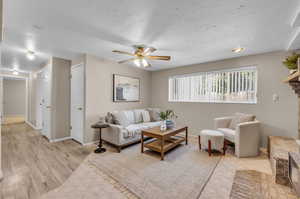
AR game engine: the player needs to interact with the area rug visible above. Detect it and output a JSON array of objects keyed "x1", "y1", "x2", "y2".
[
  {"x1": 88, "y1": 144, "x2": 221, "y2": 199},
  {"x1": 230, "y1": 170, "x2": 297, "y2": 199}
]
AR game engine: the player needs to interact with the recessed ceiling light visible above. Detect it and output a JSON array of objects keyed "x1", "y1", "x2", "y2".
[
  {"x1": 232, "y1": 47, "x2": 245, "y2": 53},
  {"x1": 27, "y1": 50, "x2": 35, "y2": 60}
]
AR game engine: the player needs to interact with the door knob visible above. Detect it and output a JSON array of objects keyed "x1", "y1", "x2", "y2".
[{"x1": 77, "y1": 107, "x2": 83, "y2": 110}]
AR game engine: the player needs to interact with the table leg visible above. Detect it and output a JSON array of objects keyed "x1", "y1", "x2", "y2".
[
  {"x1": 208, "y1": 140, "x2": 212, "y2": 157},
  {"x1": 141, "y1": 132, "x2": 144, "y2": 153},
  {"x1": 223, "y1": 139, "x2": 227, "y2": 155},
  {"x1": 185, "y1": 127, "x2": 188, "y2": 145},
  {"x1": 198, "y1": 136, "x2": 201, "y2": 150},
  {"x1": 94, "y1": 128, "x2": 106, "y2": 153},
  {"x1": 161, "y1": 138, "x2": 164, "y2": 160}
]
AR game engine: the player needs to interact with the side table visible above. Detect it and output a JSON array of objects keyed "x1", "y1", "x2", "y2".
[{"x1": 91, "y1": 122, "x2": 109, "y2": 153}]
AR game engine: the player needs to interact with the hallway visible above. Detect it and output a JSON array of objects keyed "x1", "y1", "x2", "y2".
[{"x1": 0, "y1": 123, "x2": 93, "y2": 199}]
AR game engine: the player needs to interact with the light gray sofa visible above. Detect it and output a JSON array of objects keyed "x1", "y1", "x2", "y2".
[
  {"x1": 214, "y1": 113, "x2": 260, "y2": 158},
  {"x1": 102, "y1": 108, "x2": 161, "y2": 152}
]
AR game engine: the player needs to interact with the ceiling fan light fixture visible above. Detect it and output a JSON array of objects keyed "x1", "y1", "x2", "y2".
[
  {"x1": 142, "y1": 59, "x2": 149, "y2": 67},
  {"x1": 134, "y1": 59, "x2": 142, "y2": 67},
  {"x1": 27, "y1": 50, "x2": 35, "y2": 60}
]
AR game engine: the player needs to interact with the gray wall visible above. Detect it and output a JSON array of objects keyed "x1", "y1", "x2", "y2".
[
  {"x1": 151, "y1": 51, "x2": 298, "y2": 147},
  {"x1": 84, "y1": 54, "x2": 152, "y2": 143},
  {"x1": 3, "y1": 79, "x2": 26, "y2": 117}
]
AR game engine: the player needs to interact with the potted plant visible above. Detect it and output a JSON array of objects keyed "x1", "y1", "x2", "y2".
[
  {"x1": 159, "y1": 110, "x2": 178, "y2": 130},
  {"x1": 283, "y1": 53, "x2": 300, "y2": 74}
]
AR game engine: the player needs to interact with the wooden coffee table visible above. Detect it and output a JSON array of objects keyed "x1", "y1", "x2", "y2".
[{"x1": 141, "y1": 126, "x2": 188, "y2": 160}]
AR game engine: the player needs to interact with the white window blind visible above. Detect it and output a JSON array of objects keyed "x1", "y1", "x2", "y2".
[{"x1": 169, "y1": 66, "x2": 257, "y2": 104}]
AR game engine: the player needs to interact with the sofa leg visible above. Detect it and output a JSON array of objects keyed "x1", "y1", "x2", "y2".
[
  {"x1": 208, "y1": 140, "x2": 212, "y2": 157},
  {"x1": 117, "y1": 146, "x2": 122, "y2": 153}
]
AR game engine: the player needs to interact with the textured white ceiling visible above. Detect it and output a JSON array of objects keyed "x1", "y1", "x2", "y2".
[{"x1": 2, "y1": 0, "x2": 300, "y2": 72}]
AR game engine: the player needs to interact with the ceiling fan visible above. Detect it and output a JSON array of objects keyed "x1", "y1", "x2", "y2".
[{"x1": 112, "y1": 45, "x2": 171, "y2": 68}]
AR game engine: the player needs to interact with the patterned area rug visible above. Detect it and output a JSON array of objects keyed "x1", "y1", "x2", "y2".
[
  {"x1": 230, "y1": 170, "x2": 297, "y2": 199},
  {"x1": 88, "y1": 144, "x2": 221, "y2": 199}
]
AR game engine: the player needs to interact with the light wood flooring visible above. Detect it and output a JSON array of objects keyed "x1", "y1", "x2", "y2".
[{"x1": 0, "y1": 123, "x2": 93, "y2": 199}]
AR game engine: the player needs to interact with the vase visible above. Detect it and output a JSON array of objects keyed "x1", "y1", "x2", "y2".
[{"x1": 160, "y1": 120, "x2": 167, "y2": 131}]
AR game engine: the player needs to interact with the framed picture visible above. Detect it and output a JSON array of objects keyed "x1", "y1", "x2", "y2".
[{"x1": 113, "y1": 74, "x2": 140, "y2": 102}]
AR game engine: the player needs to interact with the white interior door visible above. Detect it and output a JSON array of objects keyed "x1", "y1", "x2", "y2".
[
  {"x1": 71, "y1": 64, "x2": 84, "y2": 143},
  {"x1": 35, "y1": 72, "x2": 43, "y2": 129},
  {"x1": 41, "y1": 65, "x2": 52, "y2": 139}
]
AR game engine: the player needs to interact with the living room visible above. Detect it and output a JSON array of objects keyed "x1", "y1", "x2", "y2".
[{"x1": 1, "y1": 0, "x2": 300, "y2": 199}]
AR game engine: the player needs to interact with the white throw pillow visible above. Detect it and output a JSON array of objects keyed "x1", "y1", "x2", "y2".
[
  {"x1": 134, "y1": 109, "x2": 145, "y2": 123},
  {"x1": 142, "y1": 111, "x2": 151, "y2": 123}
]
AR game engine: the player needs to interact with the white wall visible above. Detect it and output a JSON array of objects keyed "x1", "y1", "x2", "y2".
[
  {"x1": 151, "y1": 51, "x2": 298, "y2": 147},
  {"x1": 3, "y1": 79, "x2": 26, "y2": 117}
]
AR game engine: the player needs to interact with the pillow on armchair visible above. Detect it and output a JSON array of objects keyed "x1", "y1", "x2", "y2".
[{"x1": 229, "y1": 113, "x2": 256, "y2": 130}]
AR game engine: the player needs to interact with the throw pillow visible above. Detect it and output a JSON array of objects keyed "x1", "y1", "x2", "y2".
[
  {"x1": 105, "y1": 112, "x2": 114, "y2": 124},
  {"x1": 142, "y1": 110, "x2": 151, "y2": 122},
  {"x1": 111, "y1": 111, "x2": 131, "y2": 127},
  {"x1": 229, "y1": 113, "x2": 255, "y2": 130},
  {"x1": 133, "y1": 109, "x2": 145, "y2": 123},
  {"x1": 147, "y1": 108, "x2": 161, "y2": 121}
]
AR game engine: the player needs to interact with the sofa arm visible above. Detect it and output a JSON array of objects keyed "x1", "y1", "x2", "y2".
[
  {"x1": 101, "y1": 124, "x2": 126, "y2": 145},
  {"x1": 235, "y1": 121, "x2": 260, "y2": 157},
  {"x1": 214, "y1": 117, "x2": 233, "y2": 129}
]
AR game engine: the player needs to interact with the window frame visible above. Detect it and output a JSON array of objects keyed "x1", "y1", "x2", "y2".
[{"x1": 168, "y1": 66, "x2": 258, "y2": 104}]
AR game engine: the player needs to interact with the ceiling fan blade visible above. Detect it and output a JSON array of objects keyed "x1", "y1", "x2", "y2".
[
  {"x1": 118, "y1": 58, "x2": 137, "y2": 64},
  {"x1": 146, "y1": 55, "x2": 171, "y2": 61},
  {"x1": 143, "y1": 47, "x2": 157, "y2": 55},
  {"x1": 112, "y1": 50, "x2": 135, "y2": 56}
]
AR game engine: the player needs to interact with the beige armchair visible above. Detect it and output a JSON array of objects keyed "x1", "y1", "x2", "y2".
[{"x1": 214, "y1": 113, "x2": 260, "y2": 158}]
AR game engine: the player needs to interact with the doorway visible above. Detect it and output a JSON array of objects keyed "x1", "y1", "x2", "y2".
[
  {"x1": 2, "y1": 76, "x2": 27, "y2": 125},
  {"x1": 70, "y1": 64, "x2": 85, "y2": 143}
]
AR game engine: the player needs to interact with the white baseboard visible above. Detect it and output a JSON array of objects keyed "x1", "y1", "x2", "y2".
[
  {"x1": 50, "y1": 137, "x2": 72, "y2": 143},
  {"x1": 25, "y1": 120, "x2": 41, "y2": 130},
  {"x1": 83, "y1": 140, "x2": 98, "y2": 146}
]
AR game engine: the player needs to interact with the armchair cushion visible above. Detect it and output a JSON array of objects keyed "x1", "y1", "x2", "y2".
[
  {"x1": 229, "y1": 112, "x2": 255, "y2": 130},
  {"x1": 218, "y1": 128, "x2": 236, "y2": 143},
  {"x1": 214, "y1": 116, "x2": 233, "y2": 129}
]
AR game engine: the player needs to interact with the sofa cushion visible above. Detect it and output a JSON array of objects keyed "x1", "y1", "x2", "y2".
[
  {"x1": 229, "y1": 113, "x2": 255, "y2": 130},
  {"x1": 142, "y1": 110, "x2": 151, "y2": 122},
  {"x1": 147, "y1": 108, "x2": 161, "y2": 121},
  {"x1": 134, "y1": 109, "x2": 146, "y2": 123},
  {"x1": 218, "y1": 128, "x2": 236, "y2": 143},
  {"x1": 124, "y1": 122, "x2": 161, "y2": 139}
]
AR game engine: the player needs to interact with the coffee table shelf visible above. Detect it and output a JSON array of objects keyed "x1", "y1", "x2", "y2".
[
  {"x1": 144, "y1": 136, "x2": 186, "y2": 152},
  {"x1": 141, "y1": 126, "x2": 188, "y2": 160}
]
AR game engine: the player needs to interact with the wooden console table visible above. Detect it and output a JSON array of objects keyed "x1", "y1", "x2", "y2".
[{"x1": 141, "y1": 126, "x2": 188, "y2": 160}]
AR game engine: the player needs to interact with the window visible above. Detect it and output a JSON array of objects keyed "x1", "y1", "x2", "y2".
[{"x1": 168, "y1": 66, "x2": 257, "y2": 104}]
